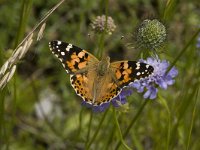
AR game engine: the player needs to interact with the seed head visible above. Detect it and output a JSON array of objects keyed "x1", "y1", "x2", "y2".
[
  {"x1": 91, "y1": 15, "x2": 116, "y2": 35},
  {"x1": 136, "y1": 19, "x2": 166, "y2": 50}
]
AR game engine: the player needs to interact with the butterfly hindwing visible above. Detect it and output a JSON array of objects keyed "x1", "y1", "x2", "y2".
[
  {"x1": 49, "y1": 40, "x2": 98, "y2": 74},
  {"x1": 70, "y1": 73, "x2": 93, "y2": 104},
  {"x1": 111, "y1": 61, "x2": 154, "y2": 88}
]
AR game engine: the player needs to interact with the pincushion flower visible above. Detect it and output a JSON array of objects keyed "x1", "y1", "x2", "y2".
[
  {"x1": 130, "y1": 57, "x2": 178, "y2": 99},
  {"x1": 197, "y1": 34, "x2": 200, "y2": 48}
]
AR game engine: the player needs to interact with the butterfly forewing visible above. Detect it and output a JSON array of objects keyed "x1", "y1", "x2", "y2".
[
  {"x1": 49, "y1": 40, "x2": 100, "y2": 104},
  {"x1": 111, "y1": 61, "x2": 154, "y2": 88},
  {"x1": 49, "y1": 40, "x2": 98, "y2": 74}
]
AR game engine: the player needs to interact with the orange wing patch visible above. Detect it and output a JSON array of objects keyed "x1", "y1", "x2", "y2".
[
  {"x1": 90, "y1": 73, "x2": 122, "y2": 106},
  {"x1": 70, "y1": 74, "x2": 93, "y2": 104},
  {"x1": 49, "y1": 41, "x2": 98, "y2": 74},
  {"x1": 66, "y1": 51, "x2": 91, "y2": 72},
  {"x1": 94, "y1": 82, "x2": 121, "y2": 106},
  {"x1": 111, "y1": 61, "x2": 154, "y2": 88}
]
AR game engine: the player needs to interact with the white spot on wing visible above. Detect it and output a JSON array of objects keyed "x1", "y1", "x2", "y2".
[
  {"x1": 66, "y1": 44, "x2": 73, "y2": 51},
  {"x1": 136, "y1": 62, "x2": 140, "y2": 70},
  {"x1": 136, "y1": 72, "x2": 141, "y2": 76},
  {"x1": 61, "y1": 52, "x2": 65, "y2": 56},
  {"x1": 57, "y1": 41, "x2": 62, "y2": 45}
]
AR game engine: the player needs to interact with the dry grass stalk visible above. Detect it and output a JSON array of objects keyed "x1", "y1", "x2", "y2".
[
  {"x1": 0, "y1": 0, "x2": 66, "y2": 90},
  {"x1": 0, "y1": 65, "x2": 16, "y2": 89},
  {"x1": 37, "y1": 23, "x2": 46, "y2": 41}
]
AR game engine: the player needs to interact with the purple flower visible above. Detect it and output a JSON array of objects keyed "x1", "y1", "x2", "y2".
[
  {"x1": 130, "y1": 57, "x2": 178, "y2": 99},
  {"x1": 197, "y1": 34, "x2": 200, "y2": 48}
]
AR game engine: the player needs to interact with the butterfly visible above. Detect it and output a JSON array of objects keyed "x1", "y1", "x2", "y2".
[{"x1": 49, "y1": 41, "x2": 154, "y2": 106}]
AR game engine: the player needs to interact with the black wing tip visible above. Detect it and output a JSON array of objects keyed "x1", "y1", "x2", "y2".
[
  {"x1": 149, "y1": 65, "x2": 154, "y2": 73},
  {"x1": 49, "y1": 40, "x2": 70, "y2": 46}
]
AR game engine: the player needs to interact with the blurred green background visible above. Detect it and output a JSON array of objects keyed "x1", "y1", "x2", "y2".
[{"x1": 0, "y1": 0, "x2": 200, "y2": 149}]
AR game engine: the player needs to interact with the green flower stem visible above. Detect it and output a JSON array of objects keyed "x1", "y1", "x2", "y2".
[
  {"x1": 113, "y1": 107, "x2": 132, "y2": 150},
  {"x1": 115, "y1": 100, "x2": 149, "y2": 149},
  {"x1": 166, "y1": 28, "x2": 200, "y2": 74},
  {"x1": 163, "y1": 0, "x2": 177, "y2": 21},
  {"x1": 77, "y1": 107, "x2": 84, "y2": 138},
  {"x1": 8, "y1": 1, "x2": 32, "y2": 148},
  {"x1": 14, "y1": 0, "x2": 33, "y2": 48},
  {"x1": 96, "y1": 0, "x2": 108, "y2": 59},
  {"x1": 15, "y1": 0, "x2": 66, "y2": 50},
  {"x1": 186, "y1": 87, "x2": 199, "y2": 150},
  {"x1": 158, "y1": 94, "x2": 171, "y2": 150},
  {"x1": 0, "y1": 89, "x2": 8, "y2": 150},
  {"x1": 104, "y1": 125, "x2": 116, "y2": 150},
  {"x1": 86, "y1": 111, "x2": 93, "y2": 144},
  {"x1": 168, "y1": 68, "x2": 200, "y2": 149},
  {"x1": 97, "y1": 33, "x2": 106, "y2": 59},
  {"x1": 86, "y1": 109, "x2": 109, "y2": 150}
]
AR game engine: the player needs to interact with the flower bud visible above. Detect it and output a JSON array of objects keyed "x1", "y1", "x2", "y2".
[
  {"x1": 136, "y1": 19, "x2": 166, "y2": 50},
  {"x1": 91, "y1": 15, "x2": 116, "y2": 35}
]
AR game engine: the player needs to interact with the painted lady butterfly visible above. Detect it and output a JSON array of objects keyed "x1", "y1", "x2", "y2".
[{"x1": 49, "y1": 41, "x2": 154, "y2": 106}]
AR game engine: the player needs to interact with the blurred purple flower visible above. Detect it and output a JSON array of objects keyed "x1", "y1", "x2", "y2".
[
  {"x1": 197, "y1": 34, "x2": 200, "y2": 48},
  {"x1": 130, "y1": 57, "x2": 178, "y2": 99}
]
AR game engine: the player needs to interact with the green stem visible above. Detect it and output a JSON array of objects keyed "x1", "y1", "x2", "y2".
[
  {"x1": 169, "y1": 75, "x2": 200, "y2": 149},
  {"x1": 86, "y1": 109, "x2": 109, "y2": 150},
  {"x1": 96, "y1": 0, "x2": 109, "y2": 59},
  {"x1": 97, "y1": 33, "x2": 105, "y2": 59},
  {"x1": 186, "y1": 87, "x2": 199, "y2": 150},
  {"x1": 15, "y1": 0, "x2": 66, "y2": 50},
  {"x1": 86, "y1": 111, "x2": 93, "y2": 144},
  {"x1": 158, "y1": 94, "x2": 171, "y2": 150},
  {"x1": 104, "y1": 125, "x2": 116, "y2": 150},
  {"x1": 77, "y1": 107, "x2": 84, "y2": 138},
  {"x1": 0, "y1": 89, "x2": 7, "y2": 149},
  {"x1": 14, "y1": 0, "x2": 33, "y2": 48},
  {"x1": 113, "y1": 107, "x2": 132, "y2": 150},
  {"x1": 166, "y1": 28, "x2": 200, "y2": 74},
  {"x1": 115, "y1": 100, "x2": 149, "y2": 149},
  {"x1": 163, "y1": 0, "x2": 178, "y2": 21}
]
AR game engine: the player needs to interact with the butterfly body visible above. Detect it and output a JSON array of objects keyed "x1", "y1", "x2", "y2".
[{"x1": 49, "y1": 41, "x2": 154, "y2": 106}]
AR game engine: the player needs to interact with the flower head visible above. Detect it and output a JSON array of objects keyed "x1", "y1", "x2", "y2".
[
  {"x1": 135, "y1": 19, "x2": 166, "y2": 50},
  {"x1": 197, "y1": 34, "x2": 200, "y2": 48},
  {"x1": 130, "y1": 57, "x2": 178, "y2": 99},
  {"x1": 91, "y1": 15, "x2": 116, "y2": 35}
]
